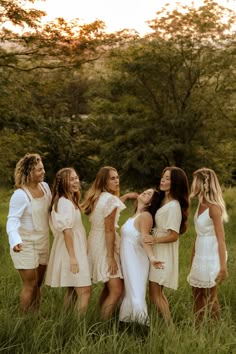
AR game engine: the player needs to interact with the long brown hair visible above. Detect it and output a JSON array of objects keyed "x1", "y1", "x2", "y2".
[
  {"x1": 149, "y1": 166, "x2": 190, "y2": 234},
  {"x1": 81, "y1": 166, "x2": 119, "y2": 215},
  {"x1": 50, "y1": 167, "x2": 80, "y2": 212}
]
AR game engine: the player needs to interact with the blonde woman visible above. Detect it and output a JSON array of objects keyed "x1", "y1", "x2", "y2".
[
  {"x1": 6, "y1": 153, "x2": 51, "y2": 312},
  {"x1": 81, "y1": 166, "x2": 134, "y2": 319},
  {"x1": 45, "y1": 168, "x2": 91, "y2": 316},
  {"x1": 187, "y1": 167, "x2": 228, "y2": 323}
]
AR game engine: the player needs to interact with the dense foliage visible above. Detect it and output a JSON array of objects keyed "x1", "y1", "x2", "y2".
[{"x1": 0, "y1": 0, "x2": 235, "y2": 188}]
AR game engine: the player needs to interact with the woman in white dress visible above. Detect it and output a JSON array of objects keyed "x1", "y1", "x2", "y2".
[
  {"x1": 6, "y1": 153, "x2": 51, "y2": 312},
  {"x1": 45, "y1": 168, "x2": 91, "y2": 316},
  {"x1": 119, "y1": 189, "x2": 164, "y2": 325},
  {"x1": 187, "y1": 168, "x2": 228, "y2": 323},
  {"x1": 144, "y1": 166, "x2": 189, "y2": 323},
  {"x1": 81, "y1": 166, "x2": 136, "y2": 319}
]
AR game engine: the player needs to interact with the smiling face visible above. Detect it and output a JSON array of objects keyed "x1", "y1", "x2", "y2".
[
  {"x1": 138, "y1": 188, "x2": 154, "y2": 205},
  {"x1": 106, "y1": 169, "x2": 120, "y2": 194},
  {"x1": 30, "y1": 161, "x2": 45, "y2": 184},
  {"x1": 68, "y1": 170, "x2": 80, "y2": 194},
  {"x1": 160, "y1": 169, "x2": 171, "y2": 194}
]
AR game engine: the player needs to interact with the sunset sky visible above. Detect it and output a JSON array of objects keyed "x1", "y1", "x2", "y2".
[{"x1": 35, "y1": 0, "x2": 235, "y2": 35}]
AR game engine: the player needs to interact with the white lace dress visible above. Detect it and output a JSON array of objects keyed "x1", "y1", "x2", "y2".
[
  {"x1": 187, "y1": 208, "x2": 226, "y2": 288},
  {"x1": 88, "y1": 192, "x2": 126, "y2": 283}
]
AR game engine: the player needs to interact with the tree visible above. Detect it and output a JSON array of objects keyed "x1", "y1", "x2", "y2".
[{"x1": 84, "y1": 0, "x2": 236, "y2": 186}]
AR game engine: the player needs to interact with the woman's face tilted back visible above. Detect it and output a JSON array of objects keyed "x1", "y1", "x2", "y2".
[{"x1": 159, "y1": 170, "x2": 171, "y2": 194}]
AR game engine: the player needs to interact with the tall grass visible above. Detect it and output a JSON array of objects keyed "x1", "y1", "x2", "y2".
[{"x1": 0, "y1": 188, "x2": 236, "y2": 353}]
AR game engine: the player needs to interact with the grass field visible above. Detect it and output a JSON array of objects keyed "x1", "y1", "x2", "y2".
[{"x1": 0, "y1": 187, "x2": 235, "y2": 354}]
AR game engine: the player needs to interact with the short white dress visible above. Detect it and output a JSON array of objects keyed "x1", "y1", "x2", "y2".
[
  {"x1": 119, "y1": 215, "x2": 149, "y2": 324},
  {"x1": 88, "y1": 192, "x2": 126, "y2": 284},
  {"x1": 45, "y1": 197, "x2": 91, "y2": 287},
  {"x1": 187, "y1": 208, "x2": 225, "y2": 288},
  {"x1": 149, "y1": 200, "x2": 181, "y2": 290}
]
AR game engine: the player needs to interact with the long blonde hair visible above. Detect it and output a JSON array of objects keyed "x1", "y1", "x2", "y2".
[
  {"x1": 190, "y1": 167, "x2": 228, "y2": 222},
  {"x1": 14, "y1": 153, "x2": 42, "y2": 188},
  {"x1": 81, "y1": 166, "x2": 119, "y2": 215},
  {"x1": 50, "y1": 167, "x2": 81, "y2": 212}
]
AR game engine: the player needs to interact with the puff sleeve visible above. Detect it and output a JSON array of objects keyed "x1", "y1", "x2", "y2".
[
  {"x1": 50, "y1": 197, "x2": 75, "y2": 233},
  {"x1": 103, "y1": 194, "x2": 126, "y2": 227}
]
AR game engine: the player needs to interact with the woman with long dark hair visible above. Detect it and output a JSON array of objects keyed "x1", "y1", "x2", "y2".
[{"x1": 145, "y1": 166, "x2": 190, "y2": 323}]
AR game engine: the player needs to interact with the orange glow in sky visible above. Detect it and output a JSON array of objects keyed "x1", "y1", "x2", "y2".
[{"x1": 33, "y1": 0, "x2": 236, "y2": 35}]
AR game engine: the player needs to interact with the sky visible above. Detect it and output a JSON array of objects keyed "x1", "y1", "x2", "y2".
[{"x1": 34, "y1": 0, "x2": 236, "y2": 35}]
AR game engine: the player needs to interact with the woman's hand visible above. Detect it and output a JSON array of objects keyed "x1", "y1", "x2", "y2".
[
  {"x1": 215, "y1": 268, "x2": 228, "y2": 284},
  {"x1": 108, "y1": 256, "x2": 118, "y2": 275},
  {"x1": 70, "y1": 256, "x2": 79, "y2": 274},
  {"x1": 13, "y1": 243, "x2": 22, "y2": 252},
  {"x1": 150, "y1": 256, "x2": 164, "y2": 269},
  {"x1": 144, "y1": 234, "x2": 156, "y2": 245}
]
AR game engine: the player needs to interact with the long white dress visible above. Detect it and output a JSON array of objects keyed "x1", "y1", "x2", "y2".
[
  {"x1": 45, "y1": 197, "x2": 91, "y2": 287},
  {"x1": 149, "y1": 200, "x2": 181, "y2": 290},
  {"x1": 88, "y1": 192, "x2": 126, "y2": 284},
  {"x1": 119, "y1": 215, "x2": 149, "y2": 324},
  {"x1": 187, "y1": 208, "x2": 226, "y2": 288}
]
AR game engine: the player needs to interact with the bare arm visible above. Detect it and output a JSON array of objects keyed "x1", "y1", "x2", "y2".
[
  {"x1": 63, "y1": 228, "x2": 79, "y2": 274},
  {"x1": 120, "y1": 192, "x2": 139, "y2": 203},
  {"x1": 138, "y1": 212, "x2": 164, "y2": 269},
  {"x1": 144, "y1": 230, "x2": 179, "y2": 245},
  {"x1": 210, "y1": 205, "x2": 228, "y2": 283},
  {"x1": 105, "y1": 208, "x2": 118, "y2": 275}
]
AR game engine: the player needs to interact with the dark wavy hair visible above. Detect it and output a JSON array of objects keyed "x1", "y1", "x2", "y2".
[{"x1": 148, "y1": 166, "x2": 190, "y2": 235}]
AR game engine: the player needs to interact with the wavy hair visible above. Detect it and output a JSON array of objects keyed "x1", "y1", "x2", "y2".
[
  {"x1": 148, "y1": 166, "x2": 190, "y2": 234},
  {"x1": 191, "y1": 167, "x2": 228, "y2": 222},
  {"x1": 81, "y1": 166, "x2": 119, "y2": 215},
  {"x1": 14, "y1": 153, "x2": 42, "y2": 188},
  {"x1": 50, "y1": 168, "x2": 81, "y2": 212}
]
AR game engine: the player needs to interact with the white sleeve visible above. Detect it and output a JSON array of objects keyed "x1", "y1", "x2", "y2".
[
  {"x1": 6, "y1": 189, "x2": 29, "y2": 249},
  {"x1": 51, "y1": 198, "x2": 75, "y2": 232}
]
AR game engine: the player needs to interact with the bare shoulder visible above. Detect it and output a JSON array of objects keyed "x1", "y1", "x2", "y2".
[
  {"x1": 209, "y1": 204, "x2": 222, "y2": 219},
  {"x1": 139, "y1": 211, "x2": 152, "y2": 222}
]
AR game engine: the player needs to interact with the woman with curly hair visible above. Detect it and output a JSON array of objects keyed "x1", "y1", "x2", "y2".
[
  {"x1": 144, "y1": 166, "x2": 190, "y2": 323},
  {"x1": 6, "y1": 153, "x2": 51, "y2": 312}
]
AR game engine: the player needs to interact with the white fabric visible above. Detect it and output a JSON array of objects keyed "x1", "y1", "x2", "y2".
[
  {"x1": 45, "y1": 197, "x2": 91, "y2": 287},
  {"x1": 88, "y1": 192, "x2": 126, "y2": 283},
  {"x1": 149, "y1": 200, "x2": 181, "y2": 290},
  {"x1": 187, "y1": 208, "x2": 226, "y2": 288},
  {"x1": 119, "y1": 215, "x2": 149, "y2": 325},
  {"x1": 7, "y1": 182, "x2": 51, "y2": 248}
]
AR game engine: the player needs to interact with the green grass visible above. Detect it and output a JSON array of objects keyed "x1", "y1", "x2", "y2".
[{"x1": 0, "y1": 188, "x2": 236, "y2": 353}]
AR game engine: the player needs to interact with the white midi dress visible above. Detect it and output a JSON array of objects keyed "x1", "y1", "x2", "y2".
[
  {"x1": 119, "y1": 215, "x2": 150, "y2": 324},
  {"x1": 88, "y1": 192, "x2": 126, "y2": 284},
  {"x1": 149, "y1": 200, "x2": 181, "y2": 290},
  {"x1": 187, "y1": 208, "x2": 226, "y2": 288},
  {"x1": 45, "y1": 197, "x2": 91, "y2": 287}
]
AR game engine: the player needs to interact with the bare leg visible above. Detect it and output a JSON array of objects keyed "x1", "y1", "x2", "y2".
[
  {"x1": 100, "y1": 278, "x2": 123, "y2": 320},
  {"x1": 18, "y1": 269, "x2": 38, "y2": 312},
  {"x1": 209, "y1": 286, "x2": 220, "y2": 320},
  {"x1": 99, "y1": 283, "x2": 109, "y2": 308},
  {"x1": 64, "y1": 287, "x2": 77, "y2": 310},
  {"x1": 149, "y1": 281, "x2": 172, "y2": 324},
  {"x1": 74, "y1": 286, "x2": 91, "y2": 317},
  {"x1": 192, "y1": 287, "x2": 207, "y2": 324},
  {"x1": 35, "y1": 264, "x2": 47, "y2": 309}
]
